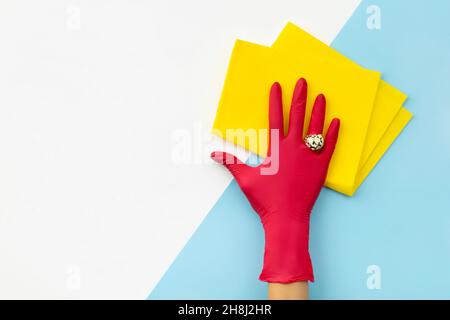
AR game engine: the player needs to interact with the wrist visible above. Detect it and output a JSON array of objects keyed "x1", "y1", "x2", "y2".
[{"x1": 268, "y1": 281, "x2": 309, "y2": 300}]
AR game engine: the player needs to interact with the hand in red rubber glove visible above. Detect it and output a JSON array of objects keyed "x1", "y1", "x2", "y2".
[{"x1": 211, "y1": 78, "x2": 340, "y2": 283}]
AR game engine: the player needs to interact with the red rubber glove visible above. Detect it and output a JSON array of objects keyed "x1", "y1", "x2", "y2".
[{"x1": 211, "y1": 78, "x2": 340, "y2": 283}]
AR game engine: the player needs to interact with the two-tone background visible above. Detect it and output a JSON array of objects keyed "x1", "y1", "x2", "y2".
[{"x1": 0, "y1": 0, "x2": 449, "y2": 299}]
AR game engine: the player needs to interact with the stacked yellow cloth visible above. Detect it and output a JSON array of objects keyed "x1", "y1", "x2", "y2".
[{"x1": 212, "y1": 23, "x2": 412, "y2": 196}]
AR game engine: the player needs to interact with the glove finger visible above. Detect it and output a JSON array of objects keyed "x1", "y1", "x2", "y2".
[
  {"x1": 211, "y1": 151, "x2": 252, "y2": 180},
  {"x1": 287, "y1": 78, "x2": 307, "y2": 141},
  {"x1": 268, "y1": 82, "x2": 284, "y2": 156},
  {"x1": 307, "y1": 94, "x2": 326, "y2": 136},
  {"x1": 322, "y1": 118, "x2": 340, "y2": 160}
]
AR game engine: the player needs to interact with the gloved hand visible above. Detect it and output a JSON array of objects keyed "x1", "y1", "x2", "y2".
[{"x1": 211, "y1": 78, "x2": 340, "y2": 283}]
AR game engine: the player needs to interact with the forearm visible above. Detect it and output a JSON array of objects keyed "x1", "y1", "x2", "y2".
[{"x1": 268, "y1": 282, "x2": 308, "y2": 300}]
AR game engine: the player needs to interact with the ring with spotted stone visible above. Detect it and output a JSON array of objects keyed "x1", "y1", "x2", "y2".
[{"x1": 304, "y1": 134, "x2": 324, "y2": 151}]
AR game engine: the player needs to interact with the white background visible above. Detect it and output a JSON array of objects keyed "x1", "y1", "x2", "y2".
[{"x1": 0, "y1": 0, "x2": 360, "y2": 299}]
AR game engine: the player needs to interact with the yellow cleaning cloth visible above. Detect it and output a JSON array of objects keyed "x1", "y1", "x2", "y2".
[
  {"x1": 213, "y1": 40, "x2": 380, "y2": 195},
  {"x1": 273, "y1": 22, "x2": 410, "y2": 169}
]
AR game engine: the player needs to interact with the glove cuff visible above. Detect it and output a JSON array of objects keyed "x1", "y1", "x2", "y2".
[{"x1": 258, "y1": 214, "x2": 314, "y2": 283}]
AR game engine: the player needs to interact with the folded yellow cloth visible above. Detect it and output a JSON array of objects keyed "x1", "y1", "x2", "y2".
[
  {"x1": 213, "y1": 40, "x2": 380, "y2": 195},
  {"x1": 212, "y1": 23, "x2": 413, "y2": 196}
]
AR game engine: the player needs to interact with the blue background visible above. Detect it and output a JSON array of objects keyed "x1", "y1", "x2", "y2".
[{"x1": 150, "y1": 0, "x2": 450, "y2": 299}]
